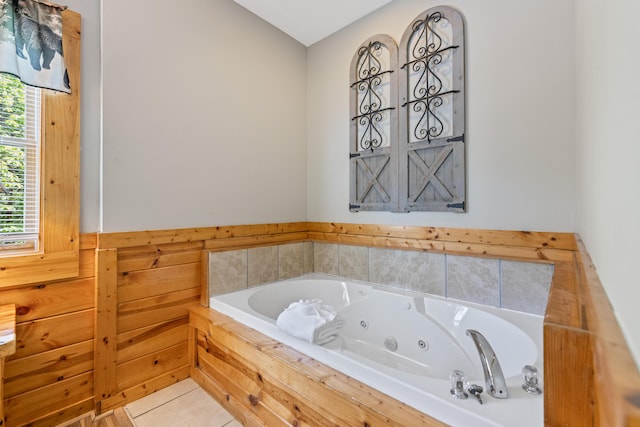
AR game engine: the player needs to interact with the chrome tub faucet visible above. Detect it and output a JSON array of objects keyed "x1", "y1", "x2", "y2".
[{"x1": 466, "y1": 329, "x2": 508, "y2": 399}]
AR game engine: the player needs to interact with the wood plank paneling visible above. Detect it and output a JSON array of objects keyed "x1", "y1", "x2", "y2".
[
  {"x1": 97, "y1": 223, "x2": 310, "y2": 249},
  {"x1": 117, "y1": 242, "x2": 203, "y2": 273},
  {"x1": 307, "y1": 222, "x2": 578, "y2": 250},
  {"x1": 197, "y1": 347, "x2": 293, "y2": 427},
  {"x1": 117, "y1": 263, "x2": 200, "y2": 303},
  {"x1": 575, "y1": 237, "x2": 640, "y2": 425},
  {"x1": 115, "y1": 342, "x2": 188, "y2": 391},
  {"x1": 117, "y1": 288, "x2": 199, "y2": 333},
  {"x1": 543, "y1": 324, "x2": 594, "y2": 426},
  {"x1": 99, "y1": 365, "x2": 190, "y2": 413},
  {"x1": 4, "y1": 371, "x2": 93, "y2": 427},
  {"x1": 4, "y1": 339, "x2": 93, "y2": 397},
  {"x1": 95, "y1": 249, "x2": 118, "y2": 404},
  {"x1": 116, "y1": 318, "x2": 188, "y2": 364},
  {"x1": 191, "y1": 367, "x2": 267, "y2": 427},
  {"x1": 190, "y1": 307, "x2": 447, "y2": 427},
  {"x1": 11, "y1": 309, "x2": 94, "y2": 359},
  {"x1": 22, "y1": 398, "x2": 95, "y2": 427},
  {"x1": 0, "y1": 278, "x2": 94, "y2": 323}
]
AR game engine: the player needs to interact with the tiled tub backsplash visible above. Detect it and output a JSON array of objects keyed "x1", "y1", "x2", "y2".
[{"x1": 209, "y1": 242, "x2": 554, "y2": 315}]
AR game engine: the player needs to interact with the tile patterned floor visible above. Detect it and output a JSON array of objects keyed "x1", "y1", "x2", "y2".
[{"x1": 124, "y1": 378, "x2": 241, "y2": 427}]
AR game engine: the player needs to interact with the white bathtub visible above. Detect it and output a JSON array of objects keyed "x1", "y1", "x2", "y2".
[{"x1": 210, "y1": 274, "x2": 544, "y2": 427}]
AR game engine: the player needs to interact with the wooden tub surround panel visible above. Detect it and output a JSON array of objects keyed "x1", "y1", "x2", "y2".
[
  {"x1": 189, "y1": 306, "x2": 448, "y2": 427},
  {"x1": 192, "y1": 222, "x2": 640, "y2": 427}
]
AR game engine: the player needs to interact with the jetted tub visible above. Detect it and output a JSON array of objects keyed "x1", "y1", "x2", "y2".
[{"x1": 210, "y1": 273, "x2": 543, "y2": 427}]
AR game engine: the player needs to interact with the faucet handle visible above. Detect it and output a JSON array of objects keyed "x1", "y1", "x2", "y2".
[
  {"x1": 467, "y1": 384, "x2": 483, "y2": 404},
  {"x1": 449, "y1": 369, "x2": 468, "y2": 399},
  {"x1": 521, "y1": 365, "x2": 542, "y2": 394}
]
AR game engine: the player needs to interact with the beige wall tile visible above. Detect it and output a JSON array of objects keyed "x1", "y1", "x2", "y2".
[
  {"x1": 303, "y1": 241, "x2": 314, "y2": 274},
  {"x1": 338, "y1": 245, "x2": 369, "y2": 281},
  {"x1": 447, "y1": 255, "x2": 500, "y2": 307},
  {"x1": 248, "y1": 246, "x2": 278, "y2": 286},
  {"x1": 501, "y1": 261, "x2": 554, "y2": 315},
  {"x1": 279, "y1": 243, "x2": 304, "y2": 279},
  {"x1": 209, "y1": 250, "x2": 247, "y2": 296},
  {"x1": 369, "y1": 248, "x2": 446, "y2": 295},
  {"x1": 314, "y1": 242, "x2": 339, "y2": 275}
]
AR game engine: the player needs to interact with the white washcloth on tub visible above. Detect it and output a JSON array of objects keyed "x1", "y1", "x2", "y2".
[{"x1": 276, "y1": 299, "x2": 344, "y2": 345}]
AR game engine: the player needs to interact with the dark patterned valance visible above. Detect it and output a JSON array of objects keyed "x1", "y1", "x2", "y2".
[{"x1": 0, "y1": 0, "x2": 70, "y2": 93}]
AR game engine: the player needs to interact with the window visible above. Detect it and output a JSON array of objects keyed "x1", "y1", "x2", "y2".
[
  {"x1": 0, "y1": 74, "x2": 41, "y2": 252},
  {"x1": 350, "y1": 6, "x2": 466, "y2": 213},
  {"x1": 0, "y1": 9, "x2": 80, "y2": 288}
]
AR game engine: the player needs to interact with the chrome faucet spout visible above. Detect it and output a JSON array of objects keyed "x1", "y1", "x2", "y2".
[{"x1": 466, "y1": 329, "x2": 508, "y2": 399}]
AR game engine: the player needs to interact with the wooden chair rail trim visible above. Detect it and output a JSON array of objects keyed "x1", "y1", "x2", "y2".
[
  {"x1": 307, "y1": 222, "x2": 578, "y2": 250},
  {"x1": 96, "y1": 222, "x2": 577, "y2": 262}
]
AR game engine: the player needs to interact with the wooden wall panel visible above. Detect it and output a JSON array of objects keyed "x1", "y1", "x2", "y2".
[
  {"x1": 117, "y1": 242, "x2": 203, "y2": 273},
  {"x1": 117, "y1": 263, "x2": 200, "y2": 303},
  {"x1": 0, "y1": 235, "x2": 96, "y2": 427},
  {"x1": 11, "y1": 309, "x2": 94, "y2": 360},
  {"x1": 116, "y1": 318, "x2": 189, "y2": 364},
  {"x1": 117, "y1": 289, "x2": 199, "y2": 333},
  {"x1": 4, "y1": 372, "x2": 92, "y2": 427},
  {"x1": 94, "y1": 241, "x2": 202, "y2": 414},
  {"x1": 4, "y1": 340, "x2": 93, "y2": 397},
  {"x1": 100, "y1": 365, "x2": 190, "y2": 412},
  {"x1": 94, "y1": 248, "x2": 118, "y2": 406},
  {"x1": 3, "y1": 278, "x2": 94, "y2": 323},
  {"x1": 190, "y1": 307, "x2": 447, "y2": 427},
  {"x1": 115, "y1": 342, "x2": 188, "y2": 391}
]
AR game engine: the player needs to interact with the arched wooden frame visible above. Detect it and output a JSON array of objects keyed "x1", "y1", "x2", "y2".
[
  {"x1": 399, "y1": 6, "x2": 466, "y2": 212},
  {"x1": 348, "y1": 7, "x2": 466, "y2": 214},
  {"x1": 349, "y1": 34, "x2": 399, "y2": 212}
]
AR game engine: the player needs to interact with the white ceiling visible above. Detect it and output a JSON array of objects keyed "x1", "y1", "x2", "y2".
[{"x1": 232, "y1": 0, "x2": 393, "y2": 46}]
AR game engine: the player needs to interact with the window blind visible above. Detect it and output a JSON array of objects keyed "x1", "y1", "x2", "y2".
[{"x1": 0, "y1": 74, "x2": 41, "y2": 252}]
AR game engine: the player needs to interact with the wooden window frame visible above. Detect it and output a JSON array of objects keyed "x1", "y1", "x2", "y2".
[{"x1": 0, "y1": 9, "x2": 81, "y2": 288}]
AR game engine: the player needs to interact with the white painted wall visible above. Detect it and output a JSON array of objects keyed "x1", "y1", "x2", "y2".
[
  {"x1": 575, "y1": 0, "x2": 640, "y2": 367},
  {"x1": 101, "y1": 0, "x2": 308, "y2": 232},
  {"x1": 306, "y1": 0, "x2": 577, "y2": 232}
]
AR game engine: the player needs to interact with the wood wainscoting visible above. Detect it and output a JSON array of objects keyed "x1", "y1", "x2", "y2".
[
  {"x1": 189, "y1": 306, "x2": 448, "y2": 426},
  {"x1": 0, "y1": 222, "x2": 636, "y2": 426},
  {"x1": 1, "y1": 235, "x2": 96, "y2": 427}
]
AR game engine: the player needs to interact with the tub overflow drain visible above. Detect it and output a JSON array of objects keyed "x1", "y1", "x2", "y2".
[{"x1": 384, "y1": 336, "x2": 398, "y2": 352}]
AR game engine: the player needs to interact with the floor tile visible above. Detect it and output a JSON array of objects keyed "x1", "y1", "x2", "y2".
[
  {"x1": 132, "y1": 387, "x2": 234, "y2": 427},
  {"x1": 125, "y1": 378, "x2": 199, "y2": 418}
]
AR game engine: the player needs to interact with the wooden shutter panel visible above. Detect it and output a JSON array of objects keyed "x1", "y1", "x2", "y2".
[
  {"x1": 399, "y1": 6, "x2": 466, "y2": 212},
  {"x1": 349, "y1": 35, "x2": 399, "y2": 212}
]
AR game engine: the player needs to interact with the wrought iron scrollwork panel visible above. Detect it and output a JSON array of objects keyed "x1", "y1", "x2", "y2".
[
  {"x1": 351, "y1": 40, "x2": 396, "y2": 151},
  {"x1": 401, "y1": 10, "x2": 462, "y2": 144}
]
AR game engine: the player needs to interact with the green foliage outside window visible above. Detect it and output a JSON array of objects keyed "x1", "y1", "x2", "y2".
[{"x1": 0, "y1": 74, "x2": 28, "y2": 238}]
